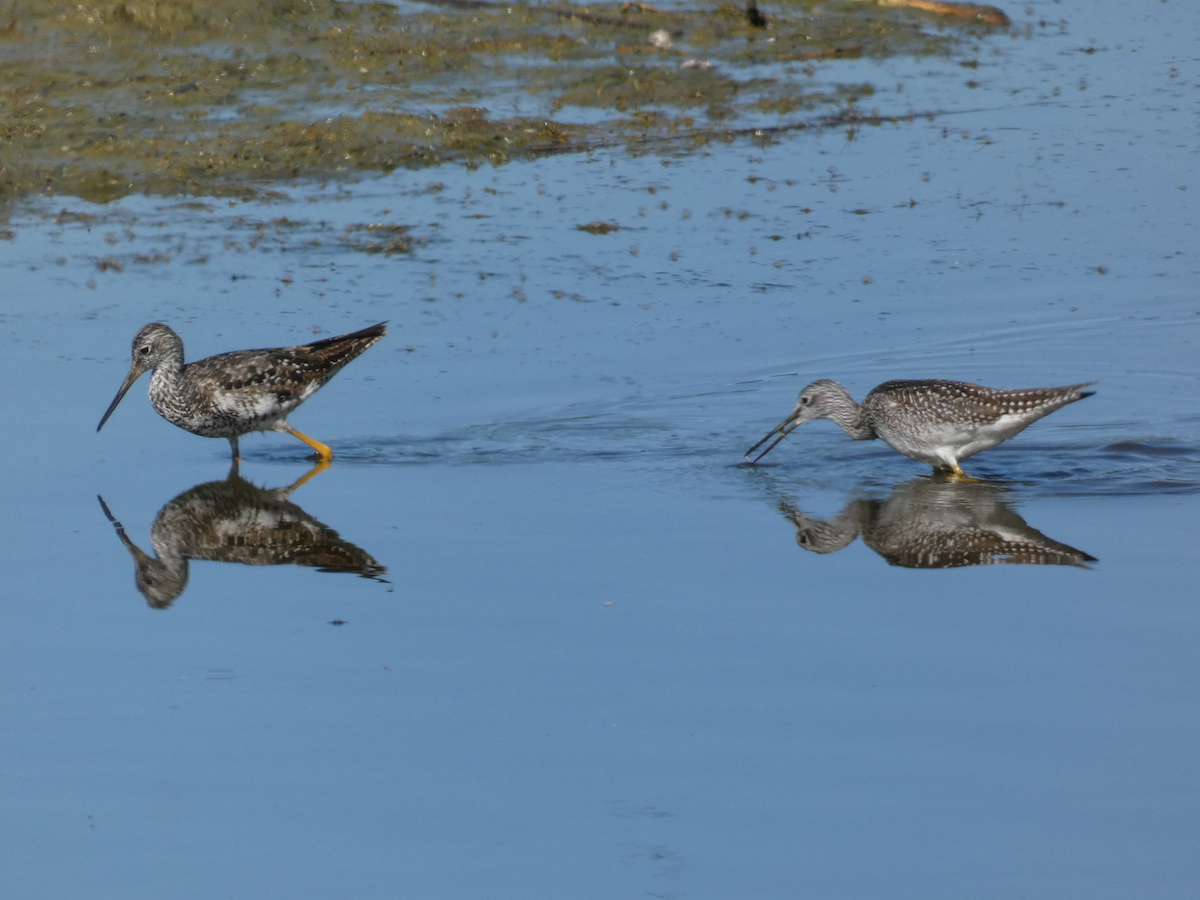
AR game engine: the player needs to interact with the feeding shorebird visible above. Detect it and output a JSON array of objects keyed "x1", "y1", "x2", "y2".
[
  {"x1": 98, "y1": 322, "x2": 386, "y2": 460},
  {"x1": 745, "y1": 378, "x2": 1094, "y2": 475}
]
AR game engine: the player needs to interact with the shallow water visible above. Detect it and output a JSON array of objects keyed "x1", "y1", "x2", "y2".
[{"x1": 2, "y1": 0, "x2": 1199, "y2": 897}]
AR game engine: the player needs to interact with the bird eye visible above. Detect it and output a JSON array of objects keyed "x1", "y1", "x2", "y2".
[
  {"x1": 800, "y1": 396, "x2": 810, "y2": 405},
  {"x1": 139, "y1": 346, "x2": 150, "y2": 355}
]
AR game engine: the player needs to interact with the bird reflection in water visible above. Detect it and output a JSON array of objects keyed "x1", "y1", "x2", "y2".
[
  {"x1": 98, "y1": 462, "x2": 387, "y2": 608},
  {"x1": 777, "y1": 478, "x2": 1096, "y2": 568}
]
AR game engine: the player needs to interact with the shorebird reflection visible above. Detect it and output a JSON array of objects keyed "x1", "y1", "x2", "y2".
[
  {"x1": 99, "y1": 462, "x2": 387, "y2": 608},
  {"x1": 778, "y1": 478, "x2": 1096, "y2": 568}
]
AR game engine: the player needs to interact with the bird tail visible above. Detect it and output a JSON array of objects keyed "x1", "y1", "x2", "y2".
[
  {"x1": 1068, "y1": 381, "x2": 1097, "y2": 402},
  {"x1": 307, "y1": 322, "x2": 387, "y2": 351},
  {"x1": 303, "y1": 322, "x2": 387, "y2": 368}
]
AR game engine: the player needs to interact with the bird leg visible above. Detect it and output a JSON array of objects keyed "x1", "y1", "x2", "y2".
[
  {"x1": 284, "y1": 425, "x2": 333, "y2": 461},
  {"x1": 283, "y1": 460, "x2": 331, "y2": 495},
  {"x1": 943, "y1": 463, "x2": 980, "y2": 482}
]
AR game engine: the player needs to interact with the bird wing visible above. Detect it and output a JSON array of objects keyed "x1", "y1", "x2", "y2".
[
  {"x1": 869, "y1": 380, "x2": 1088, "y2": 429},
  {"x1": 182, "y1": 323, "x2": 386, "y2": 407}
]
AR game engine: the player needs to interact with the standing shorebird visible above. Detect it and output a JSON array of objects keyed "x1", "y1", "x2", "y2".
[
  {"x1": 98, "y1": 322, "x2": 386, "y2": 460},
  {"x1": 745, "y1": 378, "x2": 1094, "y2": 475}
]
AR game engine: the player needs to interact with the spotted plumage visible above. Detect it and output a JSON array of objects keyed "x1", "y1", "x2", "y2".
[
  {"x1": 99, "y1": 465, "x2": 386, "y2": 608},
  {"x1": 98, "y1": 322, "x2": 386, "y2": 460},
  {"x1": 746, "y1": 378, "x2": 1094, "y2": 474},
  {"x1": 779, "y1": 480, "x2": 1096, "y2": 568}
]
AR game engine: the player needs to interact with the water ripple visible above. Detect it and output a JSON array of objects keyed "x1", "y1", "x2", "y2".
[{"x1": 257, "y1": 407, "x2": 1200, "y2": 497}]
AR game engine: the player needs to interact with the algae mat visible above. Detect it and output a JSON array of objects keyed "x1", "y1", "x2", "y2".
[{"x1": 0, "y1": 0, "x2": 1007, "y2": 203}]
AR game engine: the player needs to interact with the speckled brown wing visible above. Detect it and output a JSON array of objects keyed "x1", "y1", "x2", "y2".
[
  {"x1": 866, "y1": 379, "x2": 1094, "y2": 428},
  {"x1": 183, "y1": 322, "x2": 387, "y2": 405}
]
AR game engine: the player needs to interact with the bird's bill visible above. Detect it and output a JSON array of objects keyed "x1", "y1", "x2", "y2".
[
  {"x1": 97, "y1": 364, "x2": 147, "y2": 432},
  {"x1": 744, "y1": 412, "x2": 800, "y2": 464}
]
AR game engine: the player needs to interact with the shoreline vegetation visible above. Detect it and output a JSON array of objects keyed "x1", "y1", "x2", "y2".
[{"x1": 0, "y1": 0, "x2": 1008, "y2": 203}]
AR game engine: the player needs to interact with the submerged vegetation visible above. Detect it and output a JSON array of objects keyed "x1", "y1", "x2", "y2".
[{"x1": 0, "y1": 0, "x2": 1008, "y2": 203}]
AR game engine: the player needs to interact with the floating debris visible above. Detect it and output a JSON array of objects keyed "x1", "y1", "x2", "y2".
[
  {"x1": 648, "y1": 29, "x2": 673, "y2": 50},
  {"x1": 872, "y1": 0, "x2": 1010, "y2": 26},
  {"x1": 577, "y1": 221, "x2": 621, "y2": 235},
  {"x1": 344, "y1": 223, "x2": 417, "y2": 256}
]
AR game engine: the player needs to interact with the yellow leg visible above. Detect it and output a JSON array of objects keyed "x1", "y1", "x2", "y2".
[
  {"x1": 285, "y1": 425, "x2": 333, "y2": 461},
  {"x1": 284, "y1": 460, "x2": 331, "y2": 493},
  {"x1": 944, "y1": 463, "x2": 980, "y2": 482}
]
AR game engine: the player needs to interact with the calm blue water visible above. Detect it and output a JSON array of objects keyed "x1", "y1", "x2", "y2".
[{"x1": 1, "y1": 1, "x2": 1198, "y2": 897}]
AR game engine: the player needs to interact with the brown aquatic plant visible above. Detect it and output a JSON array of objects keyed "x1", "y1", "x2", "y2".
[{"x1": 0, "y1": 0, "x2": 1002, "y2": 203}]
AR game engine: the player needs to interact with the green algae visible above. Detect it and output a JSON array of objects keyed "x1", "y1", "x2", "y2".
[
  {"x1": 577, "y1": 220, "x2": 620, "y2": 234},
  {"x1": 0, "y1": 0, "x2": 1006, "y2": 203}
]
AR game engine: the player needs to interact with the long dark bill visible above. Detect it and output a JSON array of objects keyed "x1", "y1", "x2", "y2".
[
  {"x1": 744, "y1": 414, "x2": 799, "y2": 464},
  {"x1": 97, "y1": 364, "x2": 147, "y2": 432}
]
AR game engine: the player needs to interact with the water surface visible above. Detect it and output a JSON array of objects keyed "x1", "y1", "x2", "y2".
[{"x1": 1, "y1": 1, "x2": 1198, "y2": 897}]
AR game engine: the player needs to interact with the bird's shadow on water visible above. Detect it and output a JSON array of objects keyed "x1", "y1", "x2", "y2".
[{"x1": 98, "y1": 461, "x2": 388, "y2": 609}]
